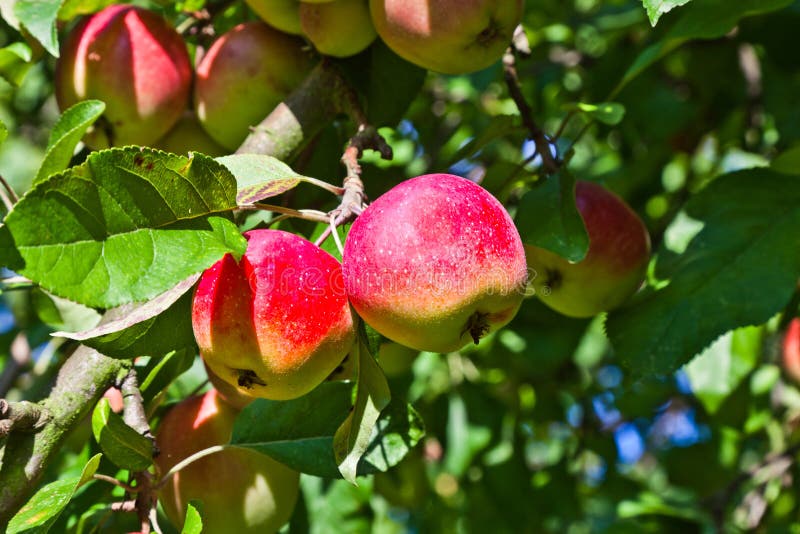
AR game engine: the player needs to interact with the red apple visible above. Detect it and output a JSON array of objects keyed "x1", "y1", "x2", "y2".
[
  {"x1": 55, "y1": 5, "x2": 192, "y2": 149},
  {"x1": 524, "y1": 181, "x2": 651, "y2": 318},
  {"x1": 156, "y1": 389, "x2": 299, "y2": 533},
  {"x1": 194, "y1": 22, "x2": 314, "y2": 151},
  {"x1": 300, "y1": 0, "x2": 377, "y2": 57},
  {"x1": 369, "y1": 0, "x2": 524, "y2": 74},
  {"x1": 342, "y1": 173, "x2": 528, "y2": 353},
  {"x1": 193, "y1": 229, "x2": 355, "y2": 400},
  {"x1": 245, "y1": 0, "x2": 304, "y2": 35},
  {"x1": 783, "y1": 318, "x2": 800, "y2": 383}
]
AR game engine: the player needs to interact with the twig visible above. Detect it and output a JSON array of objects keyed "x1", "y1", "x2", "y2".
[
  {"x1": 0, "y1": 174, "x2": 18, "y2": 207},
  {"x1": 503, "y1": 28, "x2": 560, "y2": 175},
  {"x1": 120, "y1": 369, "x2": 154, "y2": 444},
  {"x1": 92, "y1": 473, "x2": 139, "y2": 493},
  {"x1": 245, "y1": 203, "x2": 330, "y2": 223}
]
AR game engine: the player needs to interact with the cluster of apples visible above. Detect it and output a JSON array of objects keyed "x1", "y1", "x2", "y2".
[
  {"x1": 54, "y1": 4, "x2": 314, "y2": 152},
  {"x1": 55, "y1": 0, "x2": 526, "y2": 154}
]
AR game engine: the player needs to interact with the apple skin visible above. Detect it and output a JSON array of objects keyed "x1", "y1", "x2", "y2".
[
  {"x1": 245, "y1": 0, "x2": 303, "y2": 35},
  {"x1": 55, "y1": 5, "x2": 191, "y2": 149},
  {"x1": 369, "y1": 0, "x2": 524, "y2": 74},
  {"x1": 154, "y1": 112, "x2": 227, "y2": 157},
  {"x1": 783, "y1": 318, "x2": 800, "y2": 383},
  {"x1": 524, "y1": 181, "x2": 651, "y2": 318},
  {"x1": 204, "y1": 361, "x2": 256, "y2": 410},
  {"x1": 300, "y1": 0, "x2": 377, "y2": 57},
  {"x1": 193, "y1": 229, "x2": 356, "y2": 400},
  {"x1": 194, "y1": 22, "x2": 313, "y2": 151},
  {"x1": 342, "y1": 173, "x2": 528, "y2": 353},
  {"x1": 156, "y1": 389, "x2": 300, "y2": 533}
]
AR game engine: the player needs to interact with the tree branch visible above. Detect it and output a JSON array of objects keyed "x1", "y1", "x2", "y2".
[
  {"x1": 0, "y1": 345, "x2": 127, "y2": 523},
  {"x1": 503, "y1": 26, "x2": 560, "y2": 175}
]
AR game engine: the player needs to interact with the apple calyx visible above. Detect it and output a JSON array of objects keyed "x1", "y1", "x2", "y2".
[{"x1": 464, "y1": 311, "x2": 491, "y2": 345}]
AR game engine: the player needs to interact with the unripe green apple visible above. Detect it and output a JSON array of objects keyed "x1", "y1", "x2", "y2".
[
  {"x1": 524, "y1": 181, "x2": 651, "y2": 318},
  {"x1": 342, "y1": 174, "x2": 528, "y2": 353},
  {"x1": 300, "y1": 0, "x2": 377, "y2": 57},
  {"x1": 193, "y1": 229, "x2": 356, "y2": 400},
  {"x1": 369, "y1": 0, "x2": 523, "y2": 74},
  {"x1": 55, "y1": 5, "x2": 192, "y2": 148},
  {"x1": 194, "y1": 22, "x2": 314, "y2": 151},
  {"x1": 245, "y1": 0, "x2": 303, "y2": 35},
  {"x1": 156, "y1": 389, "x2": 300, "y2": 533},
  {"x1": 154, "y1": 112, "x2": 227, "y2": 157}
]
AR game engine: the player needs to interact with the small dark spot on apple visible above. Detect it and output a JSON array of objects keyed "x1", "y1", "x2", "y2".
[
  {"x1": 477, "y1": 20, "x2": 501, "y2": 46},
  {"x1": 545, "y1": 269, "x2": 563, "y2": 290},
  {"x1": 236, "y1": 369, "x2": 266, "y2": 389}
]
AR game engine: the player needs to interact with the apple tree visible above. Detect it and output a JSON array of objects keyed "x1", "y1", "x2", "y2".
[{"x1": 1, "y1": 0, "x2": 800, "y2": 532}]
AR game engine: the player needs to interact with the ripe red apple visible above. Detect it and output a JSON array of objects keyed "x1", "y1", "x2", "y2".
[
  {"x1": 194, "y1": 22, "x2": 314, "y2": 151},
  {"x1": 154, "y1": 112, "x2": 227, "y2": 157},
  {"x1": 370, "y1": 0, "x2": 523, "y2": 74},
  {"x1": 342, "y1": 173, "x2": 528, "y2": 353},
  {"x1": 55, "y1": 5, "x2": 192, "y2": 149},
  {"x1": 156, "y1": 389, "x2": 299, "y2": 533},
  {"x1": 300, "y1": 0, "x2": 377, "y2": 57},
  {"x1": 245, "y1": 0, "x2": 303, "y2": 35},
  {"x1": 783, "y1": 318, "x2": 800, "y2": 383},
  {"x1": 193, "y1": 229, "x2": 355, "y2": 400},
  {"x1": 524, "y1": 181, "x2": 651, "y2": 318}
]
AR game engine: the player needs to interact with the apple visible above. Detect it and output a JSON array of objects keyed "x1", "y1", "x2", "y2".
[
  {"x1": 300, "y1": 0, "x2": 377, "y2": 57},
  {"x1": 378, "y1": 341, "x2": 419, "y2": 377},
  {"x1": 154, "y1": 112, "x2": 227, "y2": 157},
  {"x1": 524, "y1": 180, "x2": 651, "y2": 318},
  {"x1": 783, "y1": 318, "x2": 800, "y2": 383},
  {"x1": 245, "y1": 0, "x2": 303, "y2": 35},
  {"x1": 369, "y1": 0, "x2": 524, "y2": 74},
  {"x1": 194, "y1": 22, "x2": 314, "y2": 151},
  {"x1": 342, "y1": 173, "x2": 528, "y2": 353},
  {"x1": 193, "y1": 229, "x2": 356, "y2": 400},
  {"x1": 55, "y1": 5, "x2": 192, "y2": 149},
  {"x1": 204, "y1": 361, "x2": 255, "y2": 410},
  {"x1": 156, "y1": 389, "x2": 299, "y2": 533}
]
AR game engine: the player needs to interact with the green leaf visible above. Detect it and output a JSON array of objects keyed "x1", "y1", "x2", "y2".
[
  {"x1": 333, "y1": 331, "x2": 391, "y2": 483},
  {"x1": 641, "y1": 0, "x2": 693, "y2": 26},
  {"x1": 516, "y1": 173, "x2": 589, "y2": 262},
  {"x1": 7, "y1": 453, "x2": 101, "y2": 534},
  {"x1": 216, "y1": 154, "x2": 310, "y2": 205},
  {"x1": 0, "y1": 117, "x2": 8, "y2": 146},
  {"x1": 364, "y1": 40, "x2": 427, "y2": 127},
  {"x1": 57, "y1": 0, "x2": 116, "y2": 21},
  {"x1": 0, "y1": 42, "x2": 34, "y2": 87},
  {"x1": 139, "y1": 348, "x2": 195, "y2": 406},
  {"x1": 447, "y1": 115, "x2": 520, "y2": 166},
  {"x1": 15, "y1": 0, "x2": 62, "y2": 57},
  {"x1": 91, "y1": 397, "x2": 154, "y2": 471},
  {"x1": 4, "y1": 148, "x2": 243, "y2": 308},
  {"x1": 771, "y1": 145, "x2": 800, "y2": 175},
  {"x1": 77, "y1": 286, "x2": 197, "y2": 359},
  {"x1": 34, "y1": 100, "x2": 105, "y2": 185},
  {"x1": 606, "y1": 169, "x2": 800, "y2": 376},
  {"x1": 53, "y1": 274, "x2": 198, "y2": 343},
  {"x1": 567, "y1": 102, "x2": 626, "y2": 126},
  {"x1": 181, "y1": 501, "x2": 203, "y2": 534},
  {"x1": 617, "y1": 0, "x2": 793, "y2": 93},
  {"x1": 32, "y1": 289, "x2": 102, "y2": 332},
  {"x1": 231, "y1": 382, "x2": 421, "y2": 478},
  {"x1": 683, "y1": 326, "x2": 762, "y2": 414}
]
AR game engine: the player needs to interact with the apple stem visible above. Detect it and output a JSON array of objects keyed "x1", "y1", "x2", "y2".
[
  {"x1": 247, "y1": 203, "x2": 330, "y2": 224},
  {"x1": 502, "y1": 26, "x2": 561, "y2": 175}
]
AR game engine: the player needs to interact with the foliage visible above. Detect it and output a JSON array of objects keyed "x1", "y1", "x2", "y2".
[{"x1": 0, "y1": 0, "x2": 799, "y2": 532}]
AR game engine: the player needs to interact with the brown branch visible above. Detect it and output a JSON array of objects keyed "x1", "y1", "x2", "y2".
[
  {"x1": 0, "y1": 345, "x2": 127, "y2": 523},
  {"x1": 503, "y1": 27, "x2": 560, "y2": 175},
  {"x1": 120, "y1": 369, "x2": 154, "y2": 445},
  {"x1": 236, "y1": 60, "x2": 356, "y2": 161},
  {"x1": 0, "y1": 400, "x2": 51, "y2": 437}
]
